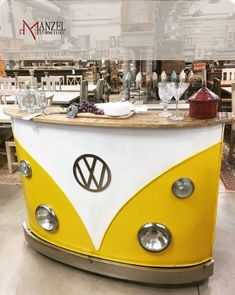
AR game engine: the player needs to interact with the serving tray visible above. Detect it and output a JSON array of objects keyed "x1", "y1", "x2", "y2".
[
  {"x1": 43, "y1": 107, "x2": 135, "y2": 119},
  {"x1": 76, "y1": 111, "x2": 135, "y2": 119}
]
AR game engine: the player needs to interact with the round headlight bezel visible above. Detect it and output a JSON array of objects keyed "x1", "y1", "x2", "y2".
[
  {"x1": 138, "y1": 223, "x2": 172, "y2": 252},
  {"x1": 172, "y1": 178, "x2": 195, "y2": 199},
  {"x1": 35, "y1": 205, "x2": 58, "y2": 232},
  {"x1": 19, "y1": 160, "x2": 32, "y2": 178}
]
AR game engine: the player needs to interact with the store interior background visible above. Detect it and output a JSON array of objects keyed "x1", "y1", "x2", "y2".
[{"x1": 0, "y1": 0, "x2": 235, "y2": 295}]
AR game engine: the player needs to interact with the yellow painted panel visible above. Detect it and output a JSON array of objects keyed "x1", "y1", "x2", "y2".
[
  {"x1": 16, "y1": 138, "x2": 222, "y2": 267},
  {"x1": 97, "y1": 143, "x2": 222, "y2": 267},
  {"x1": 15, "y1": 139, "x2": 96, "y2": 254}
]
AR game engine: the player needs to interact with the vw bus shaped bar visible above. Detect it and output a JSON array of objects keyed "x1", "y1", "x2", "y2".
[{"x1": 5, "y1": 107, "x2": 231, "y2": 285}]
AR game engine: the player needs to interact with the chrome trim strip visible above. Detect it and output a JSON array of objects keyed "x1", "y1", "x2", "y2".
[{"x1": 23, "y1": 222, "x2": 214, "y2": 285}]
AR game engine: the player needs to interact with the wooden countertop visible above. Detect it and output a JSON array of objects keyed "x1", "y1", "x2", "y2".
[{"x1": 4, "y1": 106, "x2": 232, "y2": 129}]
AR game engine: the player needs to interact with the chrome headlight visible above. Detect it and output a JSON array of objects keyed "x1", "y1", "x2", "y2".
[
  {"x1": 172, "y1": 178, "x2": 194, "y2": 199},
  {"x1": 19, "y1": 160, "x2": 32, "y2": 177},
  {"x1": 138, "y1": 223, "x2": 171, "y2": 252},
  {"x1": 35, "y1": 205, "x2": 58, "y2": 232}
]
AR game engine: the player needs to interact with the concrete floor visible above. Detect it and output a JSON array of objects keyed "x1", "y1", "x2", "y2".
[{"x1": 0, "y1": 185, "x2": 234, "y2": 295}]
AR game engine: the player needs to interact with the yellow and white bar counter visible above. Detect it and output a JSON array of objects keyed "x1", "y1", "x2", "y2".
[{"x1": 4, "y1": 107, "x2": 232, "y2": 284}]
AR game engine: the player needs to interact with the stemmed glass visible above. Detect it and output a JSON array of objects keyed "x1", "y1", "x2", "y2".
[
  {"x1": 170, "y1": 83, "x2": 189, "y2": 121},
  {"x1": 158, "y1": 82, "x2": 174, "y2": 118}
]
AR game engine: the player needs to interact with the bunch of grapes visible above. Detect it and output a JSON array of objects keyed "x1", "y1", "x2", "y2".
[{"x1": 75, "y1": 101, "x2": 104, "y2": 115}]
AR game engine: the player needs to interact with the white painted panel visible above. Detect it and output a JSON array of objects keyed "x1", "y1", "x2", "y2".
[{"x1": 12, "y1": 119, "x2": 223, "y2": 249}]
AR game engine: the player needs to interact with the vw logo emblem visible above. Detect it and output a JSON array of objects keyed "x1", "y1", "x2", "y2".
[{"x1": 73, "y1": 154, "x2": 111, "y2": 192}]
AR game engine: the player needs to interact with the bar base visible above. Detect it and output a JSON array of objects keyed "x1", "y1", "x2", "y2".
[{"x1": 23, "y1": 222, "x2": 214, "y2": 285}]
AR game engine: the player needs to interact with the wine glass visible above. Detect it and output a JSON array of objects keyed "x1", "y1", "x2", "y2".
[
  {"x1": 158, "y1": 82, "x2": 174, "y2": 118},
  {"x1": 170, "y1": 82, "x2": 189, "y2": 121}
]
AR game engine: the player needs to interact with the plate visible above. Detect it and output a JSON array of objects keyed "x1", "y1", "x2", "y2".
[{"x1": 106, "y1": 112, "x2": 131, "y2": 117}]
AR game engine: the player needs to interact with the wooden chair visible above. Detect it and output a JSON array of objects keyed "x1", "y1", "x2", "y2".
[
  {"x1": 0, "y1": 89, "x2": 17, "y2": 104},
  {"x1": 41, "y1": 76, "x2": 62, "y2": 91},
  {"x1": 0, "y1": 129, "x2": 15, "y2": 172},
  {"x1": 17, "y1": 76, "x2": 37, "y2": 88},
  {"x1": 79, "y1": 80, "x2": 88, "y2": 103},
  {"x1": 0, "y1": 79, "x2": 19, "y2": 173},
  {"x1": 0, "y1": 77, "x2": 16, "y2": 89},
  {"x1": 0, "y1": 100, "x2": 18, "y2": 174},
  {"x1": 67, "y1": 75, "x2": 82, "y2": 85},
  {"x1": 59, "y1": 76, "x2": 65, "y2": 85},
  {"x1": 229, "y1": 83, "x2": 235, "y2": 160},
  {"x1": 5, "y1": 140, "x2": 18, "y2": 174},
  {"x1": 222, "y1": 68, "x2": 235, "y2": 81},
  {"x1": 213, "y1": 78, "x2": 231, "y2": 112},
  {"x1": 0, "y1": 77, "x2": 17, "y2": 104}
]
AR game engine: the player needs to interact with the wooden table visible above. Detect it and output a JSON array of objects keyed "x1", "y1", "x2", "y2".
[
  {"x1": 0, "y1": 105, "x2": 11, "y2": 123},
  {"x1": 5, "y1": 68, "x2": 87, "y2": 82},
  {"x1": 208, "y1": 80, "x2": 232, "y2": 88},
  {"x1": 146, "y1": 103, "x2": 189, "y2": 110},
  {"x1": 3, "y1": 91, "x2": 79, "y2": 105},
  {"x1": 4, "y1": 92, "x2": 54, "y2": 104},
  {"x1": 40, "y1": 85, "x2": 96, "y2": 92},
  {"x1": 221, "y1": 87, "x2": 232, "y2": 95},
  {"x1": 60, "y1": 85, "x2": 96, "y2": 92},
  {"x1": 0, "y1": 105, "x2": 12, "y2": 147},
  {"x1": 46, "y1": 91, "x2": 79, "y2": 105},
  {"x1": 3, "y1": 84, "x2": 97, "y2": 104},
  {"x1": 4, "y1": 106, "x2": 231, "y2": 128},
  {"x1": 46, "y1": 84, "x2": 97, "y2": 104},
  {"x1": 0, "y1": 88, "x2": 17, "y2": 104}
]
